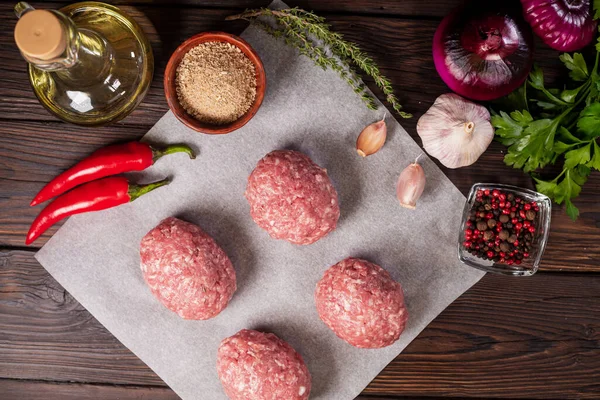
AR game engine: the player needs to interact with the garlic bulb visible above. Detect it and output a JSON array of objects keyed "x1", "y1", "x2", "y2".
[
  {"x1": 417, "y1": 93, "x2": 493, "y2": 168},
  {"x1": 356, "y1": 116, "x2": 387, "y2": 157},
  {"x1": 396, "y1": 158, "x2": 426, "y2": 209}
]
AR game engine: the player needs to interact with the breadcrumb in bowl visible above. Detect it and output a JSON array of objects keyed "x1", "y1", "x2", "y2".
[{"x1": 164, "y1": 31, "x2": 266, "y2": 134}]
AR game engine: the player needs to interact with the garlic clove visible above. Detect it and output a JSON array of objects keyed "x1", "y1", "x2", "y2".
[
  {"x1": 396, "y1": 161, "x2": 426, "y2": 209},
  {"x1": 356, "y1": 117, "x2": 387, "y2": 157},
  {"x1": 416, "y1": 93, "x2": 494, "y2": 169}
]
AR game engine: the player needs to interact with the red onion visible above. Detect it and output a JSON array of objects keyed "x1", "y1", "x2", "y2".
[
  {"x1": 433, "y1": 3, "x2": 534, "y2": 101},
  {"x1": 521, "y1": 0, "x2": 597, "y2": 52}
]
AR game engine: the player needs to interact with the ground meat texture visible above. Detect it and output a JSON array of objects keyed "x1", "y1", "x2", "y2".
[
  {"x1": 140, "y1": 217, "x2": 236, "y2": 320},
  {"x1": 315, "y1": 257, "x2": 408, "y2": 348},
  {"x1": 217, "y1": 329, "x2": 311, "y2": 400},
  {"x1": 245, "y1": 150, "x2": 340, "y2": 245}
]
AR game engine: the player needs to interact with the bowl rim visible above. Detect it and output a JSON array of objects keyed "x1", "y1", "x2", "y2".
[{"x1": 163, "y1": 31, "x2": 266, "y2": 135}]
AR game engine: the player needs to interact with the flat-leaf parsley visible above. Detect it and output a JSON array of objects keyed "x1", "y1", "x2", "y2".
[{"x1": 491, "y1": 12, "x2": 600, "y2": 220}]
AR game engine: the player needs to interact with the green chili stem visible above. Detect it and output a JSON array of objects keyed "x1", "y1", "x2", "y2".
[
  {"x1": 128, "y1": 178, "x2": 170, "y2": 202},
  {"x1": 152, "y1": 144, "x2": 196, "y2": 162}
]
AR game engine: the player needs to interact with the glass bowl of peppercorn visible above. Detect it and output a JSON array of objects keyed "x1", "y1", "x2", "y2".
[{"x1": 458, "y1": 183, "x2": 552, "y2": 276}]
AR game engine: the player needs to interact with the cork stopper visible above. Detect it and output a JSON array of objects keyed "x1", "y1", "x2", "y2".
[{"x1": 14, "y1": 9, "x2": 66, "y2": 60}]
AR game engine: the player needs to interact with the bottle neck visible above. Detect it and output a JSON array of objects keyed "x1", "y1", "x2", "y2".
[
  {"x1": 16, "y1": 5, "x2": 113, "y2": 81},
  {"x1": 55, "y1": 27, "x2": 114, "y2": 84}
]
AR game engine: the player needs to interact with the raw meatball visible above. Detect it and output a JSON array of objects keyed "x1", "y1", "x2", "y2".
[
  {"x1": 217, "y1": 329, "x2": 311, "y2": 400},
  {"x1": 315, "y1": 257, "x2": 408, "y2": 348},
  {"x1": 245, "y1": 150, "x2": 340, "y2": 245},
  {"x1": 140, "y1": 217, "x2": 236, "y2": 320}
]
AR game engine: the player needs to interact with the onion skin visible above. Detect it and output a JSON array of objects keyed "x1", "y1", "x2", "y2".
[
  {"x1": 433, "y1": 3, "x2": 534, "y2": 101},
  {"x1": 521, "y1": 0, "x2": 597, "y2": 52}
]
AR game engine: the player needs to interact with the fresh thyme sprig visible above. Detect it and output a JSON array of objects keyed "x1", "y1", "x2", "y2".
[{"x1": 226, "y1": 7, "x2": 411, "y2": 118}]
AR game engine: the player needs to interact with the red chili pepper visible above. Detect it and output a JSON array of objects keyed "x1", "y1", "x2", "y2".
[
  {"x1": 26, "y1": 177, "x2": 169, "y2": 245},
  {"x1": 30, "y1": 142, "x2": 194, "y2": 206}
]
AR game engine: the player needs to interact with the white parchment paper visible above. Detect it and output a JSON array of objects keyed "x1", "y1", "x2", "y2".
[{"x1": 36, "y1": 2, "x2": 485, "y2": 398}]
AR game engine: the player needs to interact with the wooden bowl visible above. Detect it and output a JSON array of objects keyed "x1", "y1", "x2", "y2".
[{"x1": 164, "y1": 32, "x2": 266, "y2": 134}]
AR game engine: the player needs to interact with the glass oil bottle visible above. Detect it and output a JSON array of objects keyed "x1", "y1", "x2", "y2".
[{"x1": 13, "y1": 2, "x2": 153, "y2": 126}]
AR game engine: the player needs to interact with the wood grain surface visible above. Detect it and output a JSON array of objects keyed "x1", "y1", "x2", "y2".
[
  {"x1": 0, "y1": 2, "x2": 598, "y2": 270},
  {"x1": 1, "y1": 0, "x2": 599, "y2": 398},
  {"x1": 0, "y1": 380, "x2": 178, "y2": 400},
  {"x1": 1, "y1": 250, "x2": 599, "y2": 398},
  {"x1": 0, "y1": 380, "x2": 444, "y2": 400}
]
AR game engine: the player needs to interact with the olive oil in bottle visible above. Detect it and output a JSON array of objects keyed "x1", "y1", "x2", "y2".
[{"x1": 13, "y1": 2, "x2": 153, "y2": 126}]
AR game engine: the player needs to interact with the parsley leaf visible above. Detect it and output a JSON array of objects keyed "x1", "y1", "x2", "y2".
[
  {"x1": 528, "y1": 65, "x2": 569, "y2": 106},
  {"x1": 491, "y1": 47, "x2": 599, "y2": 220},
  {"x1": 554, "y1": 127, "x2": 585, "y2": 154},
  {"x1": 491, "y1": 110, "x2": 532, "y2": 146},
  {"x1": 554, "y1": 141, "x2": 575, "y2": 154},
  {"x1": 507, "y1": 86, "x2": 528, "y2": 112},
  {"x1": 534, "y1": 177, "x2": 558, "y2": 198},
  {"x1": 558, "y1": 126, "x2": 585, "y2": 143},
  {"x1": 561, "y1": 85, "x2": 585, "y2": 103},
  {"x1": 528, "y1": 64, "x2": 545, "y2": 89},
  {"x1": 575, "y1": 164, "x2": 591, "y2": 183},
  {"x1": 512, "y1": 110, "x2": 534, "y2": 125},
  {"x1": 565, "y1": 199, "x2": 580, "y2": 220},
  {"x1": 588, "y1": 140, "x2": 600, "y2": 170},
  {"x1": 504, "y1": 118, "x2": 559, "y2": 172},
  {"x1": 577, "y1": 103, "x2": 600, "y2": 139},
  {"x1": 555, "y1": 167, "x2": 588, "y2": 204},
  {"x1": 559, "y1": 53, "x2": 589, "y2": 82},
  {"x1": 564, "y1": 143, "x2": 592, "y2": 169},
  {"x1": 537, "y1": 166, "x2": 590, "y2": 221},
  {"x1": 530, "y1": 99, "x2": 561, "y2": 110},
  {"x1": 589, "y1": 81, "x2": 600, "y2": 104},
  {"x1": 594, "y1": 0, "x2": 600, "y2": 19}
]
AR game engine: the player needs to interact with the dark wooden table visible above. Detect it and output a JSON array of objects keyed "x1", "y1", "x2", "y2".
[{"x1": 1, "y1": 0, "x2": 599, "y2": 399}]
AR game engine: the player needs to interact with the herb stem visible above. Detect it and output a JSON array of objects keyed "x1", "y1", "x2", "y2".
[
  {"x1": 542, "y1": 88, "x2": 570, "y2": 106},
  {"x1": 592, "y1": 51, "x2": 600, "y2": 76},
  {"x1": 552, "y1": 168, "x2": 567, "y2": 182},
  {"x1": 571, "y1": 81, "x2": 592, "y2": 110},
  {"x1": 494, "y1": 4, "x2": 600, "y2": 220},
  {"x1": 524, "y1": 83, "x2": 530, "y2": 113},
  {"x1": 227, "y1": 7, "x2": 410, "y2": 118}
]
